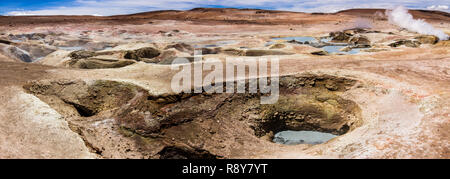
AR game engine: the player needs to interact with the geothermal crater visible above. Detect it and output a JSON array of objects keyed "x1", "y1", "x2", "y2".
[
  {"x1": 0, "y1": 8, "x2": 448, "y2": 159},
  {"x1": 22, "y1": 74, "x2": 363, "y2": 158}
]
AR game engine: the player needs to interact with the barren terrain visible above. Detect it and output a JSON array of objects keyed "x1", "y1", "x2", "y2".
[{"x1": 0, "y1": 8, "x2": 448, "y2": 159}]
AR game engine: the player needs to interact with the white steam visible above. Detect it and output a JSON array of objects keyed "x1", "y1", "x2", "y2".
[
  {"x1": 353, "y1": 18, "x2": 372, "y2": 29},
  {"x1": 387, "y1": 6, "x2": 449, "y2": 40}
]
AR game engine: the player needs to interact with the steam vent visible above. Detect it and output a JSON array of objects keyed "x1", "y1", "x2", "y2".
[{"x1": 0, "y1": 5, "x2": 449, "y2": 160}]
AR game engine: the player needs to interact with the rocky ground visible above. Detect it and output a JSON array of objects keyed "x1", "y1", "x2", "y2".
[{"x1": 0, "y1": 8, "x2": 448, "y2": 159}]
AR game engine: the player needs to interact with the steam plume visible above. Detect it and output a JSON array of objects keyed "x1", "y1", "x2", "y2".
[
  {"x1": 387, "y1": 6, "x2": 449, "y2": 40},
  {"x1": 354, "y1": 18, "x2": 372, "y2": 29}
]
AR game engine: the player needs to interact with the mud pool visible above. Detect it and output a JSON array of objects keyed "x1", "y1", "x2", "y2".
[
  {"x1": 322, "y1": 45, "x2": 367, "y2": 54},
  {"x1": 272, "y1": 36, "x2": 367, "y2": 55},
  {"x1": 273, "y1": 130, "x2": 338, "y2": 145}
]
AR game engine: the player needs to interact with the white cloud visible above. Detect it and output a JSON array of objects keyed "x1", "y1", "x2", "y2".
[
  {"x1": 5, "y1": 0, "x2": 450, "y2": 16},
  {"x1": 8, "y1": 7, "x2": 135, "y2": 16},
  {"x1": 7, "y1": 12, "x2": 37, "y2": 16},
  {"x1": 427, "y1": 5, "x2": 449, "y2": 11}
]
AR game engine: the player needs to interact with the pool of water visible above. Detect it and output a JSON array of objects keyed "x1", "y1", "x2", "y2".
[
  {"x1": 11, "y1": 40, "x2": 24, "y2": 43},
  {"x1": 204, "y1": 44, "x2": 218, "y2": 48},
  {"x1": 271, "y1": 36, "x2": 367, "y2": 55},
  {"x1": 273, "y1": 130, "x2": 338, "y2": 145},
  {"x1": 322, "y1": 46, "x2": 368, "y2": 55},
  {"x1": 58, "y1": 46, "x2": 85, "y2": 51},
  {"x1": 102, "y1": 47, "x2": 114, "y2": 51}
]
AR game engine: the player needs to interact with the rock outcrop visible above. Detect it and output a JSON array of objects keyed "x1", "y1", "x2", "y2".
[
  {"x1": 349, "y1": 35, "x2": 371, "y2": 46},
  {"x1": 414, "y1": 35, "x2": 439, "y2": 44},
  {"x1": 164, "y1": 43, "x2": 194, "y2": 54},
  {"x1": 123, "y1": 47, "x2": 161, "y2": 61},
  {"x1": 0, "y1": 44, "x2": 33, "y2": 62},
  {"x1": 67, "y1": 58, "x2": 136, "y2": 69},
  {"x1": 69, "y1": 50, "x2": 96, "y2": 59},
  {"x1": 389, "y1": 39, "x2": 421, "y2": 48},
  {"x1": 330, "y1": 31, "x2": 351, "y2": 42},
  {"x1": 17, "y1": 43, "x2": 57, "y2": 59}
]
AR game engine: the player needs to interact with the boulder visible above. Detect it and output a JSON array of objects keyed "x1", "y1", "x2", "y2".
[
  {"x1": 69, "y1": 50, "x2": 96, "y2": 59},
  {"x1": 388, "y1": 39, "x2": 421, "y2": 48},
  {"x1": 404, "y1": 40, "x2": 421, "y2": 48},
  {"x1": 414, "y1": 35, "x2": 439, "y2": 44},
  {"x1": 123, "y1": 47, "x2": 161, "y2": 61},
  {"x1": 349, "y1": 35, "x2": 371, "y2": 46},
  {"x1": 330, "y1": 31, "x2": 351, "y2": 42}
]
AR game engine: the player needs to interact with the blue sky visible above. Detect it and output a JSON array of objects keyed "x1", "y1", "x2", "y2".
[{"x1": 1, "y1": 0, "x2": 448, "y2": 16}]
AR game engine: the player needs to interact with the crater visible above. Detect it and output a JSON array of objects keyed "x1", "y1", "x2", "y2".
[
  {"x1": 23, "y1": 74, "x2": 363, "y2": 158},
  {"x1": 250, "y1": 75, "x2": 361, "y2": 145},
  {"x1": 23, "y1": 80, "x2": 147, "y2": 117}
]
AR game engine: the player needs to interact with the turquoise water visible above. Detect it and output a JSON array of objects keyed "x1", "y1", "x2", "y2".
[{"x1": 273, "y1": 130, "x2": 338, "y2": 145}]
